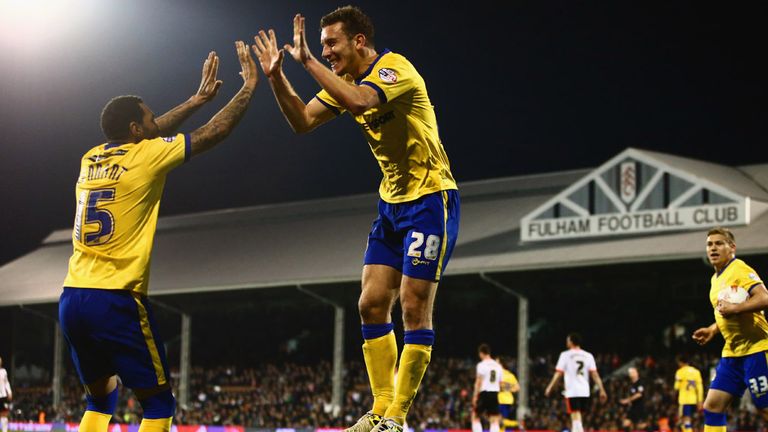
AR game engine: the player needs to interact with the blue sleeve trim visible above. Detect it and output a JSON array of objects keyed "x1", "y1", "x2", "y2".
[
  {"x1": 361, "y1": 81, "x2": 387, "y2": 104},
  {"x1": 362, "y1": 323, "x2": 394, "y2": 340},
  {"x1": 184, "y1": 133, "x2": 192, "y2": 163},
  {"x1": 314, "y1": 96, "x2": 341, "y2": 116},
  {"x1": 748, "y1": 282, "x2": 763, "y2": 293},
  {"x1": 354, "y1": 49, "x2": 391, "y2": 84}
]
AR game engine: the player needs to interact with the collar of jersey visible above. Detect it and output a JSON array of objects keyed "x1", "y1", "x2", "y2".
[
  {"x1": 354, "y1": 48, "x2": 391, "y2": 85},
  {"x1": 717, "y1": 257, "x2": 737, "y2": 277},
  {"x1": 105, "y1": 142, "x2": 128, "y2": 150}
]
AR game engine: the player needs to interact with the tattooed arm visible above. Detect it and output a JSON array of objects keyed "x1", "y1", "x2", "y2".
[
  {"x1": 156, "y1": 51, "x2": 224, "y2": 135},
  {"x1": 190, "y1": 41, "x2": 259, "y2": 156}
]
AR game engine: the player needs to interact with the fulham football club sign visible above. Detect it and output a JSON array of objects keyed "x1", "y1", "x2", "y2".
[{"x1": 521, "y1": 148, "x2": 756, "y2": 242}]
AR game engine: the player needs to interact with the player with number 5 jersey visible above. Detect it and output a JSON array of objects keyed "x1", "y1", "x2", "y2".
[{"x1": 59, "y1": 42, "x2": 259, "y2": 432}]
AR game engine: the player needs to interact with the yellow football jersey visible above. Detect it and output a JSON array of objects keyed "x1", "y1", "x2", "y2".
[
  {"x1": 710, "y1": 258, "x2": 768, "y2": 357},
  {"x1": 63, "y1": 134, "x2": 189, "y2": 295},
  {"x1": 498, "y1": 368, "x2": 518, "y2": 405},
  {"x1": 315, "y1": 49, "x2": 457, "y2": 203},
  {"x1": 674, "y1": 365, "x2": 703, "y2": 405}
]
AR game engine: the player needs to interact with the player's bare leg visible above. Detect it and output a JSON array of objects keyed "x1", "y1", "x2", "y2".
[
  {"x1": 702, "y1": 389, "x2": 732, "y2": 432},
  {"x1": 471, "y1": 409, "x2": 484, "y2": 432},
  {"x1": 489, "y1": 414, "x2": 501, "y2": 432},
  {"x1": 570, "y1": 412, "x2": 584, "y2": 432},
  {"x1": 680, "y1": 414, "x2": 693, "y2": 432},
  {"x1": 375, "y1": 275, "x2": 438, "y2": 432},
  {"x1": 345, "y1": 265, "x2": 400, "y2": 432}
]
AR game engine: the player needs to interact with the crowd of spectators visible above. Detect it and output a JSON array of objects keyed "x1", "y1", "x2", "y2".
[{"x1": 7, "y1": 352, "x2": 767, "y2": 431}]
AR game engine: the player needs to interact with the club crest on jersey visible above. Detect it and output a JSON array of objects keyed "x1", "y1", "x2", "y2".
[
  {"x1": 378, "y1": 68, "x2": 397, "y2": 83},
  {"x1": 162, "y1": 136, "x2": 175, "y2": 143}
]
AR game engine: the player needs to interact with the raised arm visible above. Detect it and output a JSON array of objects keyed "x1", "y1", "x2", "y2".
[
  {"x1": 189, "y1": 41, "x2": 259, "y2": 156},
  {"x1": 252, "y1": 29, "x2": 335, "y2": 134},
  {"x1": 283, "y1": 14, "x2": 380, "y2": 116},
  {"x1": 155, "y1": 51, "x2": 224, "y2": 135}
]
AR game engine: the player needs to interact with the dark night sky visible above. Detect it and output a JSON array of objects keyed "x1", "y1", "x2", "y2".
[{"x1": 0, "y1": 1, "x2": 765, "y2": 265}]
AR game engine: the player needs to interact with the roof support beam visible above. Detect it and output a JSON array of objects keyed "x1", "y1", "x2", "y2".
[
  {"x1": 297, "y1": 285, "x2": 345, "y2": 416},
  {"x1": 479, "y1": 273, "x2": 529, "y2": 421}
]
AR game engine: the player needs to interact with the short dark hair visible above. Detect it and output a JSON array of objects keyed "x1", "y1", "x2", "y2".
[
  {"x1": 478, "y1": 343, "x2": 491, "y2": 355},
  {"x1": 320, "y1": 5, "x2": 375, "y2": 47},
  {"x1": 707, "y1": 227, "x2": 735, "y2": 246},
  {"x1": 568, "y1": 332, "x2": 582, "y2": 346},
  {"x1": 100, "y1": 95, "x2": 144, "y2": 141},
  {"x1": 676, "y1": 354, "x2": 688, "y2": 364}
]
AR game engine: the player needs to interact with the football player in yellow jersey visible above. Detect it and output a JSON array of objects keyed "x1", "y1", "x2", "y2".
[
  {"x1": 692, "y1": 227, "x2": 768, "y2": 432},
  {"x1": 58, "y1": 42, "x2": 259, "y2": 432},
  {"x1": 495, "y1": 357, "x2": 521, "y2": 432},
  {"x1": 674, "y1": 355, "x2": 703, "y2": 432},
  {"x1": 251, "y1": 7, "x2": 459, "y2": 432}
]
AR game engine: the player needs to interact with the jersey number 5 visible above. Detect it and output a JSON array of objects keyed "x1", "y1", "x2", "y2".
[{"x1": 74, "y1": 188, "x2": 115, "y2": 245}]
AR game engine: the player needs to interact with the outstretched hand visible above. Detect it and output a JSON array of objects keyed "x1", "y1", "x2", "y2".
[
  {"x1": 193, "y1": 51, "x2": 223, "y2": 103},
  {"x1": 692, "y1": 326, "x2": 715, "y2": 346},
  {"x1": 252, "y1": 29, "x2": 285, "y2": 77},
  {"x1": 235, "y1": 40, "x2": 259, "y2": 89},
  {"x1": 284, "y1": 13, "x2": 313, "y2": 64}
]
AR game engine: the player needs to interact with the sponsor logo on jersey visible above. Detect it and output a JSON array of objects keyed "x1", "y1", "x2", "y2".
[
  {"x1": 750, "y1": 273, "x2": 759, "y2": 280},
  {"x1": 378, "y1": 68, "x2": 397, "y2": 83},
  {"x1": 162, "y1": 136, "x2": 175, "y2": 142},
  {"x1": 361, "y1": 111, "x2": 395, "y2": 131}
]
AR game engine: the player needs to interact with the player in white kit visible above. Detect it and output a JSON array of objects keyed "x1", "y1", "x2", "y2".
[
  {"x1": 472, "y1": 344, "x2": 503, "y2": 432},
  {"x1": 544, "y1": 333, "x2": 607, "y2": 432},
  {"x1": 0, "y1": 357, "x2": 11, "y2": 432}
]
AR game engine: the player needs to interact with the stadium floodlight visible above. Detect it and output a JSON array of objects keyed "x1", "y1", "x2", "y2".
[{"x1": 0, "y1": 0, "x2": 96, "y2": 50}]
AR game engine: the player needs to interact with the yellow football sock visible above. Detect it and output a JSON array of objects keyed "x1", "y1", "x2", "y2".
[
  {"x1": 384, "y1": 343, "x2": 432, "y2": 424},
  {"x1": 704, "y1": 426, "x2": 725, "y2": 432},
  {"x1": 78, "y1": 410, "x2": 112, "y2": 432},
  {"x1": 363, "y1": 331, "x2": 398, "y2": 416},
  {"x1": 138, "y1": 417, "x2": 173, "y2": 432}
]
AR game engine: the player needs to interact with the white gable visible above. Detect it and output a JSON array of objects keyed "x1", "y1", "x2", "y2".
[{"x1": 521, "y1": 148, "x2": 766, "y2": 242}]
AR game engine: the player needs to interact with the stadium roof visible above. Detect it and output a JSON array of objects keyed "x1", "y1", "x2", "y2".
[{"x1": 1, "y1": 147, "x2": 767, "y2": 306}]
